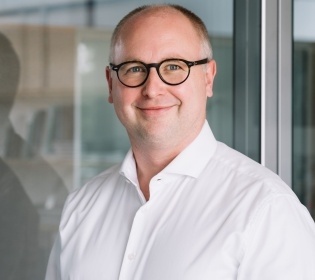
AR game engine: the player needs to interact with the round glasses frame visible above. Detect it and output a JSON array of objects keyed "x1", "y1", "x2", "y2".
[{"x1": 109, "y1": 58, "x2": 209, "y2": 88}]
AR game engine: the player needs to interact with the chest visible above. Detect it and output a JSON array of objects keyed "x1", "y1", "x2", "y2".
[{"x1": 60, "y1": 184, "x2": 244, "y2": 280}]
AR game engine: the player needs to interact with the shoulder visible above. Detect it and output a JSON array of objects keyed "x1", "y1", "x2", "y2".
[
  {"x1": 203, "y1": 141, "x2": 302, "y2": 220},
  {"x1": 211, "y1": 142, "x2": 289, "y2": 192},
  {"x1": 209, "y1": 144, "x2": 315, "y2": 263},
  {"x1": 215, "y1": 142, "x2": 279, "y2": 180}
]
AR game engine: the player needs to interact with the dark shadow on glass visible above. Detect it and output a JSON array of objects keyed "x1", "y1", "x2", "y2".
[{"x1": 0, "y1": 32, "x2": 68, "y2": 280}]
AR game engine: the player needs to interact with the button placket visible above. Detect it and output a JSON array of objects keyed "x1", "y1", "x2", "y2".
[{"x1": 119, "y1": 205, "x2": 148, "y2": 277}]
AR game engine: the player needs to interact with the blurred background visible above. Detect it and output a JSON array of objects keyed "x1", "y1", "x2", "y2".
[{"x1": 0, "y1": 0, "x2": 314, "y2": 279}]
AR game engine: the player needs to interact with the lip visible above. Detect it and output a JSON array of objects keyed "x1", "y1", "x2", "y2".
[{"x1": 137, "y1": 105, "x2": 175, "y2": 116}]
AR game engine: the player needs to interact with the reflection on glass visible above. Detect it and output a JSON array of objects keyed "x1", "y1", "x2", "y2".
[
  {"x1": 293, "y1": 0, "x2": 315, "y2": 218},
  {"x1": 76, "y1": 32, "x2": 130, "y2": 186},
  {"x1": 0, "y1": 27, "x2": 70, "y2": 279},
  {"x1": 0, "y1": 31, "x2": 39, "y2": 280}
]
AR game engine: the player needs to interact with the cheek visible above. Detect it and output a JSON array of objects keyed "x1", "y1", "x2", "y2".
[
  {"x1": 182, "y1": 85, "x2": 208, "y2": 118},
  {"x1": 177, "y1": 78, "x2": 208, "y2": 105},
  {"x1": 111, "y1": 89, "x2": 135, "y2": 116},
  {"x1": 112, "y1": 94, "x2": 126, "y2": 116},
  {"x1": 111, "y1": 96, "x2": 129, "y2": 127}
]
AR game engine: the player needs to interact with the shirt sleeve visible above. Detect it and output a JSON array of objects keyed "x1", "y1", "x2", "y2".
[
  {"x1": 238, "y1": 194, "x2": 315, "y2": 280},
  {"x1": 45, "y1": 233, "x2": 62, "y2": 280}
]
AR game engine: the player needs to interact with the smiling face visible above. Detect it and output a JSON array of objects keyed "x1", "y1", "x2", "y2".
[{"x1": 106, "y1": 8, "x2": 216, "y2": 152}]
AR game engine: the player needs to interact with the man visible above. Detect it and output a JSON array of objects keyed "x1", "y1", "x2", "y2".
[{"x1": 46, "y1": 4, "x2": 315, "y2": 280}]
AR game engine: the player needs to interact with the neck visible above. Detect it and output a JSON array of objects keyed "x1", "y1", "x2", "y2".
[
  {"x1": 129, "y1": 120, "x2": 206, "y2": 200},
  {"x1": 131, "y1": 137, "x2": 189, "y2": 201}
]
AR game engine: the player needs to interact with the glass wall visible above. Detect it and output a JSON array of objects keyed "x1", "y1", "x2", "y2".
[
  {"x1": 293, "y1": 0, "x2": 315, "y2": 218},
  {"x1": 0, "y1": 1, "x2": 236, "y2": 278}
]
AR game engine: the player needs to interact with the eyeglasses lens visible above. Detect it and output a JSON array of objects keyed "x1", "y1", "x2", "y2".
[{"x1": 117, "y1": 60, "x2": 190, "y2": 87}]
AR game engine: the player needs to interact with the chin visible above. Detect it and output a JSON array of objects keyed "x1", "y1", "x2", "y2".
[{"x1": 137, "y1": 125, "x2": 175, "y2": 144}]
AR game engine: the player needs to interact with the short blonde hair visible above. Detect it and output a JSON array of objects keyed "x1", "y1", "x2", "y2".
[{"x1": 109, "y1": 4, "x2": 213, "y2": 62}]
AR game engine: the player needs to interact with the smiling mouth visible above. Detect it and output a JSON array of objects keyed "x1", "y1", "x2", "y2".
[{"x1": 137, "y1": 105, "x2": 174, "y2": 115}]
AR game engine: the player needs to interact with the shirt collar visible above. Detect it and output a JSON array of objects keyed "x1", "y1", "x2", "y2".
[
  {"x1": 161, "y1": 120, "x2": 217, "y2": 178},
  {"x1": 119, "y1": 149, "x2": 139, "y2": 186},
  {"x1": 120, "y1": 120, "x2": 217, "y2": 181}
]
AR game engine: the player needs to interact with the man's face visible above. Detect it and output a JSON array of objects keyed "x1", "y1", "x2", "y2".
[{"x1": 106, "y1": 10, "x2": 216, "y2": 150}]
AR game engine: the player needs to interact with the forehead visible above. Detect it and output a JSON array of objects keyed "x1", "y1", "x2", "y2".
[{"x1": 113, "y1": 9, "x2": 203, "y2": 62}]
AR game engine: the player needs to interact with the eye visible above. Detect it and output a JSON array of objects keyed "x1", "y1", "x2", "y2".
[
  {"x1": 166, "y1": 64, "x2": 181, "y2": 71},
  {"x1": 119, "y1": 62, "x2": 147, "y2": 76},
  {"x1": 128, "y1": 66, "x2": 145, "y2": 73},
  {"x1": 164, "y1": 63, "x2": 183, "y2": 71},
  {"x1": 161, "y1": 60, "x2": 188, "y2": 74},
  {"x1": 126, "y1": 63, "x2": 146, "y2": 74}
]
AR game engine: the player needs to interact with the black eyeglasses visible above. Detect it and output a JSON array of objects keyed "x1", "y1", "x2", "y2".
[{"x1": 109, "y1": 58, "x2": 209, "y2": 88}]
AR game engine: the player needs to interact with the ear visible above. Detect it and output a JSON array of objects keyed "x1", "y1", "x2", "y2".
[
  {"x1": 106, "y1": 66, "x2": 113, "y2": 103},
  {"x1": 205, "y1": 60, "x2": 217, "y2": 98}
]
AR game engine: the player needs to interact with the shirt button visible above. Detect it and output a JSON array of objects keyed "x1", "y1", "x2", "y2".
[
  {"x1": 125, "y1": 179, "x2": 131, "y2": 184},
  {"x1": 128, "y1": 253, "x2": 136, "y2": 261}
]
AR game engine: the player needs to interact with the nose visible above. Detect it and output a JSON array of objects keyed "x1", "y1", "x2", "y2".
[{"x1": 141, "y1": 67, "x2": 165, "y2": 98}]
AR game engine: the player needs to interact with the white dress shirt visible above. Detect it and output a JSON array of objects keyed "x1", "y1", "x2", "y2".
[{"x1": 46, "y1": 121, "x2": 315, "y2": 280}]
